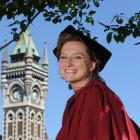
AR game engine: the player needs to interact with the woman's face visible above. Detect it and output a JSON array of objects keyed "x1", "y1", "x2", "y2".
[{"x1": 59, "y1": 41, "x2": 96, "y2": 86}]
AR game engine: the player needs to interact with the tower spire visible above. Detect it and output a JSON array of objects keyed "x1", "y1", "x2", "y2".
[
  {"x1": 25, "y1": 34, "x2": 33, "y2": 59},
  {"x1": 2, "y1": 46, "x2": 8, "y2": 63},
  {"x1": 2, "y1": 40, "x2": 8, "y2": 68},
  {"x1": 42, "y1": 42, "x2": 48, "y2": 70}
]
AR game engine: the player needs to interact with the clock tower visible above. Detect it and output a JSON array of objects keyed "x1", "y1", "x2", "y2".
[{"x1": 1, "y1": 30, "x2": 48, "y2": 140}]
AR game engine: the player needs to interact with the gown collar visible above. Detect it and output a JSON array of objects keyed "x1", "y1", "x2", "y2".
[{"x1": 73, "y1": 79, "x2": 94, "y2": 99}]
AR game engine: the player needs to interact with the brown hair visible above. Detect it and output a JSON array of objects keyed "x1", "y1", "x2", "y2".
[{"x1": 56, "y1": 33, "x2": 103, "y2": 81}]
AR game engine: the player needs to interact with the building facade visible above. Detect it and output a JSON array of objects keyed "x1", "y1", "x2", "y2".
[{"x1": 1, "y1": 30, "x2": 48, "y2": 140}]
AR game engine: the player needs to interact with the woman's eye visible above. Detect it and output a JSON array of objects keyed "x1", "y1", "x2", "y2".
[
  {"x1": 73, "y1": 56, "x2": 82, "y2": 59},
  {"x1": 60, "y1": 56, "x2": 67, "y2": 59}
]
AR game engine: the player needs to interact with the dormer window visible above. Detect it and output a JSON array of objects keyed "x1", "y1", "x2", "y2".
[
  {"x1": 17, "y1": 49, "x2": 21, "y2": 53},
  {"x1": 32, "y1": 49, "x2": 35, "y2": 53}
]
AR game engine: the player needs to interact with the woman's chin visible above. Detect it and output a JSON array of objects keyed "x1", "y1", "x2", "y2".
[{"x1": 64, "y1": 77, "x2": 76, "y2": 83}]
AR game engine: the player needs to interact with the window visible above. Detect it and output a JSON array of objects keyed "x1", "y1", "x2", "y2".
[
  {"x1": 8, "y1": 114, "x2": 13, "y2": 122},
  {"x1": 31, "y1": 113, "x2": 34, "y2": 120},
  {"x1": 18, "y1": 112, "x2": 23, "y2": 121},
  {"x1": 37, "y1": 115, "x2": 41, "y2": 123},
  {"x1": 17, "y1": 48, "x2": 21, "y2": 53},
  {"x1": 8, "y1": 113, "x2": 14, "y2": 136}
]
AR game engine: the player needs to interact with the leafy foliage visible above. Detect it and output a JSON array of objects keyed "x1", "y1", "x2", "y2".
[
  {"x1": 0, "y1": 0, "x2": 103, "y2": 50},
  {"x1": 99, "y1": 12, "x2": 140, "y2": 45},
  {"x1": 0, "y1": 0, "x2": 139, "y2": 50}
]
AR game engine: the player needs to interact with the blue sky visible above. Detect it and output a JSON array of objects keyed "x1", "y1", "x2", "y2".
[{"x1": 0, "y1": 1, "x2": 140, "y2": 140}]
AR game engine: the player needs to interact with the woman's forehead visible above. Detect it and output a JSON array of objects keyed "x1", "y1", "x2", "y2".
[{"x1": 61, "y1": 41, "x2": 88, "y2": 51}]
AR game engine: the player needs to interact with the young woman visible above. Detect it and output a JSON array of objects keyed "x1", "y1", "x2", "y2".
[{"x1": 53, "y1": 25, "x2": 140, "y2": 140}]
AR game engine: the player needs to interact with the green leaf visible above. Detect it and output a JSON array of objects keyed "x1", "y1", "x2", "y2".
[
  {"x1": 81, "y1": 3, "x2": 87, "y2": 9},
  {"x1": 71, "y1": 9, "x2": 77, "y2": 17},
  {"x1": 94, "y1": 1, "x2": 100, "y2": 7},
  {"x1": 128, "y1": 18, "x2": 134, "y2": 25},
  {"x1": 11, "y1": 28, "x2": 17, "y2": 32},
  {"x1": 93, "y1": 37, "x2": 98, "y2": 40},
  {"x1": 64, "y1": 16, "x2": 72, "y2": 21},
  {"x1": 89, "y1": 10, "x2": 96, "y2": 15},
  {"x1": 52, "y1": 15, "x2": 61, "y2": 24},
  {"x1": 116, "y1": 17, "x2": 123, "y2": 24},
  {"x1": 13, "y1": 33, "x2": 20, "y2": 41},
  {"x1": 132, "y1": 28, "x2": 140, "y2": 38},
  {"x1": 113, "y1": 35, "x2": 119, "y2": 43},
  {"x1": 73, "y1": 19, "x2": 80, "y2": 25},
  {"x1": 137, "y1": 21, "x2": 140, "y2": 29},
  {"x1": 106, "y1": 32, "x2": 113, "y2": 43},
  {"x1": 45, "y1": 17, "x2": 51, "y2": 21},
  {"x1": 86, "y1": 17, "x2": 94, "y2": 25},
  {"x1": 43, "y1": 12, "x2": 49, "y2": 17},
  {"x1": 7, "y1": 11, "x2": 14, "y2": 19}
]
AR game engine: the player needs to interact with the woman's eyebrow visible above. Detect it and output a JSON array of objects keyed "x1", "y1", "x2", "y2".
[{"x1": 61, "y1": 52, "x2": 84, "y2": 55}]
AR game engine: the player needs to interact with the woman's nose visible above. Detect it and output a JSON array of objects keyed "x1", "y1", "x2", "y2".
[{"x1": 66, "y1": 57, "x2": 73, "y2": 67}]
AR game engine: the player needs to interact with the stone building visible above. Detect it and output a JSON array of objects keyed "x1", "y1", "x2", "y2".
[{"x1": 1, "y1": 30, "x2": 48, "y2": 140}]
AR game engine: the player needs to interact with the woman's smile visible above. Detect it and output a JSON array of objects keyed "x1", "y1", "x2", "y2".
[{"x1": 65, "y1": 69, "x2": 76, "y2": 74}]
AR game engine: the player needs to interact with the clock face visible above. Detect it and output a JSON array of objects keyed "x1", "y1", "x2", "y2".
[
  {"x1": 31, "y1": 90, "x2": 39, "y2": 103},
  {"x1": 12, "y1": 88, "x2": 23, "y2": 102}
]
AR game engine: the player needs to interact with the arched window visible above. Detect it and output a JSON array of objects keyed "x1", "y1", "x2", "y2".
[
  {"x1": 30, "y1": 113, "x2": 35, "y2": 136},
  {"x1": 37, "y1": 115, "x2": 41, "y2": 123},
  {"x1": 8, "y1": 113, "x2": 14, "y2": 136},
  {"x1": 18, "y1": 112, "x2": 23, "y2": 121},
  {"x1": 31, "y1": 113, "x2": 34, "y2": 121},
  {"x1": 37, "y1": 115, "x2": 42, "y2": 138},
  {"x1": 17, "y1": 112, "x2": 23, "y2": 136},
  {"x1": 8, "y1": 114, "x2": 13, "y2": 123}
]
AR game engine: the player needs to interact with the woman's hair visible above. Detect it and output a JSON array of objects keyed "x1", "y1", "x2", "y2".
[{"x1": 56, "y1": 33, "x2": 103, "y2": 81}]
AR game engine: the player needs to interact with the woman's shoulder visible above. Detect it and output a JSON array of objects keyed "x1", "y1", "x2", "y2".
[
  {"x1": 90, "y1": 79, "x2": 115, "y2": 95},
  {"x1": 89, "y1": 79, "x2": 108, "y2": 91},
  {"x1": 90, "y1": 80, "x2": 123, "y2": 104}
]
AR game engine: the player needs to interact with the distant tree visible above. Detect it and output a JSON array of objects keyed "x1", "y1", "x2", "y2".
[{"x1": 0, "y1": 0, "x2": 139, "y2": 50}]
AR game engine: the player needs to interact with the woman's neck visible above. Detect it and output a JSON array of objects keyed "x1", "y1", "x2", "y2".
[{"x1": 70, "y1": 77, "x2": 92, "y2": 91}]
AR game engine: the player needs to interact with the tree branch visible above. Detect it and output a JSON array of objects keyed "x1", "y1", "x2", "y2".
[{"x1": 0, "y1": 8, "x2": 44, "y2": 51}]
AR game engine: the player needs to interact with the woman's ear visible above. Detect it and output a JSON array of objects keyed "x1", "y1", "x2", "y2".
[{"x1": 90, "y1": 61, "x2": 96, "y2": 72}]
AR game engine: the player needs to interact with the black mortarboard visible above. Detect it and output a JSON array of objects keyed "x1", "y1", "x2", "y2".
[{"x1": 53, "y1": 25, "x2": 112, "y2": 71}]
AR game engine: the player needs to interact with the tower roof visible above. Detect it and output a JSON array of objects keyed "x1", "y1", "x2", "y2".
[{"x1": 11, "y1": 30, "x2": 39, "y2": 57}]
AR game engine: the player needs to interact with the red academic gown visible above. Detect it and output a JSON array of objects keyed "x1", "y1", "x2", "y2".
[{"x1": 56, "y1": 80, "x2": 139, "y2": 140}]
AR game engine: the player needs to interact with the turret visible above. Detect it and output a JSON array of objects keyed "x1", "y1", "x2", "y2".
[
  {"x1": 2, "y1": 46, "x2": 8, "y2": 68},
  {"x1": 25, "y1": 34, "x2": 33, "y2": 63},
  {"x1": 42, "y1": 42, "x2": 48, "y2": 71}
]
